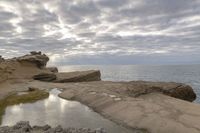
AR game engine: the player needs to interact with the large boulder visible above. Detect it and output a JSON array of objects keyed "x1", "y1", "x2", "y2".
[
  {"x1": 126, "y1": 81, "x2": 196, "y2": 102},
  {"x1": 17, "y1": 51, "x2": 49, "y2": 68},
  {"x1": 33, "y1": 73, "x2": 56, "y2": 82},
  {"x1": 33, "y1": 70, "x2": 101, "y2": 83},
  {"x1": 0, "y1": 52, "x2": 53, "y2": 82},
  {"x1": 54, "y1": 70, "x2": 101, "y2": 83}
]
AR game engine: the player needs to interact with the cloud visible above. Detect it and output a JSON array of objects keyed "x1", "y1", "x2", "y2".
[{"x1": 0, "y1": 0, "x2": 199, "y2": 64}]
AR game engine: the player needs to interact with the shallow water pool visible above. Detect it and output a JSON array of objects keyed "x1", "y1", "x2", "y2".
[{"x1": 1, "y1": 89, "x2": 133, "y2": 133}]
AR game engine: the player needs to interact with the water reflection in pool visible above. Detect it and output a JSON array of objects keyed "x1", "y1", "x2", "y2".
[{"x1": 1, "y1": 89, "x2": 132, "y2": 133}]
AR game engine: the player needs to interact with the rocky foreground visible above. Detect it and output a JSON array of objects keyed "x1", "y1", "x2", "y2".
[
  {"x1": 0, "y1": 121, "x2": 106, "y2": 133},
  {"x1": 0, "y1": 52, "x2": 200, "y2": 133}
]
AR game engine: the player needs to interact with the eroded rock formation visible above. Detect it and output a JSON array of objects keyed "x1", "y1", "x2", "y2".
[
  {"x1": 0, "y1": 51, "x2": 52, "y2": 82},
  {"x1": 33, "y1": 73, "x2": 57, "y2": 82},
  {"x1": 126, "y1": 81, "x2": 196, "y2": 102},
  {"x1": 55, "y1": 70, "x2": 101, "y2": 83},
  {"x1": 0, "y1": 51, "x2": 101, "y2": 83},
  {"x1": 16, "y1": 51, "x2": 49, "y2": 68}
]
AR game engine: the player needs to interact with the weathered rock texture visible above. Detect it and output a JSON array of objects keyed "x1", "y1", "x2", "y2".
[
  {"x1": 33, "y1": 70, "x2": 101, "y2": 83},
  {"x1": 0, "y1": 52, "x2": 51, "y2": 82},
  {"x1": 126, "y1": 81, "x2": 196, "y2": 102},
  {"x1": 0, "y1": 121, "x2": 107, "y2": 133},
  {"x1": 58, "y1": 81, "x2": 196, "y2": 103},
  {"x1": 0, "y1": 51, "x2": 101, "y2": 83},
  {"x1": 58, "y1": 81, "x2": 200, "y2": 133},
  {"x1": 0, "y1": 52, "x2": 200, "y2": 133},
  {"x1": 33, "y1": 73, "x2": 57, "y2": 82},
  {"x1": 0, "y1": 52, "x2": 100, "y2": 83},
  {"x1": 17, "y1": 51, "x2": 49, "y2": 68},
  {"x1": 55, "y1": 70, "x2": 101, "y2": 83}
]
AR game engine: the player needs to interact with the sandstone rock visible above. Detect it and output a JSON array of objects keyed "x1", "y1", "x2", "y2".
[
  {"x1": 55, "y1": 70, "x2": 101, "y2": 83},
  {"x1": 59, "y1": 81, "x2": 200, "y2": 133},
  {"x1": 17, "y1": 52, "x2": 49, "y2": 68},
  {"x1": 33, "y1": 73, "x2": 56, "y2": 82},
  {"x1": 0, "y1": 52, "x2": 100, "y2": 83},
  {"x1": 126, "y1": 81, "x2": 196, "y2": 102},
  {"x1": 0, "y1": 52, "x2": 54, "y2": 83}
]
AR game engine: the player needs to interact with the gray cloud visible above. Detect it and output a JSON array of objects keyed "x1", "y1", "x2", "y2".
[{"x1": 0, "y1": 0, "x2": 199, "y2": 64}]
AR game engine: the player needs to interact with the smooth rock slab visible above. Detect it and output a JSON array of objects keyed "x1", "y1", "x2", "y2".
[{"x1": 58, "y1": 81, "x2": 200, "y2": 133}]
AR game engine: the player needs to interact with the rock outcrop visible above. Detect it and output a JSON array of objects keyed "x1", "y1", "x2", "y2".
[
  {"x1": 0, "y1": 51, "x2": 52, "y2": 82},
  {"x1": 126, "y1": 81, "x2": 196, "y2": 102},
  {"x1": 17, "y1": 51, "x2": 49, "y2": 68},
  {"x1": 55, "y1": 70, "x2": 101, "y2": 83},
  {"x1": 58, "y1": 81, "x2": 200, "y2": 133},
  {"x1": 0, "y1": 121, "x2": 107, "y2": 133},
  {"x1": 33, "y1": 70, "x2": 101, "y2": 82},
  {"x1": 58, "y1": 81, "x2": 196, "y2": 103},
  {"x1": 33, "y1": 73, "x2": 57, "y2": 82},
  {"x1": 0, "y1": 52, "x2": 101, "y2": 83}
]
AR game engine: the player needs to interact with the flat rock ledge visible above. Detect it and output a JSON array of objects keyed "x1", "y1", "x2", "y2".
[
  {"x1": 32, "y1": 70, "x2": 101, "y2": 83},
  {"x1": 55, "y1": 70, "x2": 101, "y2": 83},
  {"x1": 127, "y1": 81, "x2": 196, "y2": 102},
  {"x1": 0, "y1": 121, "x2": 107, "y2": 133},
  {"x1": 0, "y1": 51, "x2": 101, "y2": 83}
]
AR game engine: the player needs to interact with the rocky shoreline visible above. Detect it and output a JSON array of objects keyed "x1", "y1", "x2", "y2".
[
  {"x1": 0, "y1": 52, "x2": 200, "y2": 133},
  {"x1": 0, "y1": 121, "x2": 106, "y2": 133}
]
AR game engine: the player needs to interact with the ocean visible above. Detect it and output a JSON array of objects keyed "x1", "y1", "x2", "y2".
[{"x1": 58, "y1": 65, "x2": 200, "y2": 103}]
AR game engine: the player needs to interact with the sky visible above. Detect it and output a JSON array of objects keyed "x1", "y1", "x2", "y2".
[{"x1": 0, "y1": 0, "x2": 200, "y2": 65}]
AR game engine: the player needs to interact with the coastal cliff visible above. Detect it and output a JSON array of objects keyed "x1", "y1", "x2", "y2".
[{"x1": 0, "y1": 52, "x2": 200, "y2": 133}]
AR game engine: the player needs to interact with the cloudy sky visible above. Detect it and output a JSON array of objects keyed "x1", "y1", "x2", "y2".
[{"x1": 0, "y1": 0, "x2": 200, "y2": 65}]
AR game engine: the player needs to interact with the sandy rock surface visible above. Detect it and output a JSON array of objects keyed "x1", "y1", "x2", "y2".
[
  {"x1": 1, "y1": 52, "x2": 200, "y2": 133},
  {"x1": 0, "y1": 51, "x2": 51, "y2": 82},
  {"x1": 58, "y1": 81, "x2": 200, "y2": 133}
]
